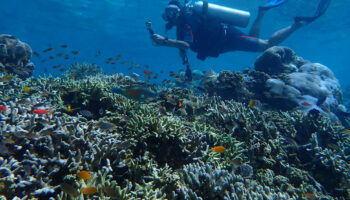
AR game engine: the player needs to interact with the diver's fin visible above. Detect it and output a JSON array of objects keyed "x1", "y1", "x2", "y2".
[
  {"x1": 259, "y1": 0, "x2": 288, "y2": 10},
  {"x1": 294, "y1": 0, "x2": 331, "y2": 24},
  {"x1": 185, "y1": 65, "x2": 192, "y2": 82}
]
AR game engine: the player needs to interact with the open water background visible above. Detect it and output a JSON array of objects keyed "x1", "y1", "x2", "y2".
[{"x1": 0, "y1": 0, "x2": 349, "y2": 88}]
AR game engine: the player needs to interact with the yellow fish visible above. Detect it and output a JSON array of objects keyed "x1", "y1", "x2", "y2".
[
  {"x1": 23, "y1": 87, "x2": 30, "y2": 93},
  {"x1": 249, "y1": 100, "x2": 257, "y2": 108},
  {"x1": 4, "y1": 75, "x2": 13, "y2": 80},
  {"x1": 342, "y1": 129, "x2": 350, "y2": 133},
  {"x1": 67, "y1": 105, "x2": 71, "y2": 112},
  {"x1": 211, "y1": 146, "x2": 226, "y2": 153}
]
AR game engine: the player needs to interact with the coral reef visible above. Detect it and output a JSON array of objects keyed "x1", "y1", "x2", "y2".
[
  {"x1": 0, "y1": 46, "x2": 349, "y2": 199},
  {"x1": 0, "y1": 34, "x2": 34, "y2": 79}
]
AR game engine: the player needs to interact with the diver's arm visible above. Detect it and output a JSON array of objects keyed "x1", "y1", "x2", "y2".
[{"x1": 151, "y1": 34, "x2": 190, "y2": 50}]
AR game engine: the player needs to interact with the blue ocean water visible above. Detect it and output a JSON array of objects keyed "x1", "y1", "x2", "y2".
[{"x1": 0, "y1": 0, "x2": 349, "y2": 87}]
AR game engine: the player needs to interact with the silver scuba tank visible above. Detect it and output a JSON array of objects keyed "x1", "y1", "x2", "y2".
[{"x1": 193, "y1": 1, "x2": 250, "y2": 28}]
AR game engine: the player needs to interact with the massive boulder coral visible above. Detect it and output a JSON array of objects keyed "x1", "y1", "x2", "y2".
[
  {"x1": 255, "y1": 46, "x2": 347, "y2": 123},
  {"x1": 0, "y1": 34, "x2": 34, "y2": 79}
]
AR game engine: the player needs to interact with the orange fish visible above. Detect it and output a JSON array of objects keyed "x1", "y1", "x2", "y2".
[
  {"x1": 301, "y1": 102, "x2": 312, "y2": 107},
  {"x1": 33, "y1": 109, "x2": 50, "y2": 115},
  {"x1": 211, "y1": 146, "x2": 226, "y2": 153},
  {"x1": 81, "y1": 187, "x2": 97, "y2": 195},
  {"x1": 144, "y1": 70, "x2": 151, "y2": 76},
  {"x1": 178, "y1": 101, "x2": 182, "y2": 107},
  {"x1": 76, "y1": 170, "x2": 92, "y2": 180},
  {"x1": 0, "y1": 105, "x2": 6, "y2": 112}
]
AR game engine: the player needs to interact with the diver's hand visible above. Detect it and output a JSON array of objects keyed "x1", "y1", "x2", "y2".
[{"x1": 151, "y1": 34, "x2": 166, "y2": 46}]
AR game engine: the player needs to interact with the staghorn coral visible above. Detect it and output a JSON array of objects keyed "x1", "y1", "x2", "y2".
[
  {"x1": 62, "y1": 62, "x2": 104, "y2": 80},
  {"x1": 0, "y1": 71, "x2": 349, "y2": 199},
  {"x1": 177, "y1": 161, "x2": 297, "y2": 200}
]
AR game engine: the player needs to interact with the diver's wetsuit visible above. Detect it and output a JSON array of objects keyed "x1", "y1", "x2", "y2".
[{"x1": 176, "y1": 10, "x2": 259, "y2": 60}]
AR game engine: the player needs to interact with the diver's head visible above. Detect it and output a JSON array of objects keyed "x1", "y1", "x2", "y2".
[{"x1": 162, "y1": 1, "x2": 182, "y2": 31}]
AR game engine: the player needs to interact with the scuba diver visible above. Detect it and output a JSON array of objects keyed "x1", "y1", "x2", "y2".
[{"x1": 149, "y1": 0, "x2": 331, "y2": 81}]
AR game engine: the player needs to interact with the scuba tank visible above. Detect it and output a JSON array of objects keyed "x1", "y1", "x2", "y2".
[{"x1": 193, "y1": 1, "x2": 250, "y2": 28}]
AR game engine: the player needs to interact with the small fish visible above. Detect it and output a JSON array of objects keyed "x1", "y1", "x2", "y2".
[
  {"x1": 145, "y1": 78, "x2": 150, "y2": 82},
  {"x1": 76, "y1": 170, "x2": 92, "y2": 180},
  {"x1": 67, "y1": 105, "x2": 72, "y2": 112},
  {"x1": 71, "y1": 76, "x2": 75, "y2": 80},
  {"x1": 112, "y1": 86, "x2": 158, "y2": 101},
  {"x1": 60, "y1": 44, "x2": 68, "y2": 48},
  {"x1": 121, "y1": 62, "x2": 127, "y2": 65},
  {"x1": 152, "y1": 73, "x2": 158, "y2": 79},
  {"x1": 249, "y1": 100, "x2": 257, "y2": 108},
  {"x1": 342, "y1": 129, "x2": 350, "y2": 134},
  {"x1": 144, "y1": 65, "x2": 149, "y2": 68},
  {"x1": 301, "y1": 102, "x2": 313, "y2": 107},
  {"x1": 79, "y1": 110, "x2": 94, "y2": 119},
  {"x1": 127, "y1": 66, "x2": 133, "y2": 70},
  {"x1": 0, "y1": 142, "x2": 9, "y2": 156},
  {"x1": 22, "y1": 56, "x2": 29, "y2": 61},
  {"x1": 52, "y1": 64, "x2": 63, "y2": 69},
  {"x1": 159, "y1": 106, "x2": 168, "y2": 116},
  {"x1": 160, "y1": 70, "x2": 164, "y2": 74},
  {"x1": 102, "y1": 186, "x2": 119, "y2": 198},
  {"x1": 33, "y1": 52, "x2": 40, "y2": 58},
  {"x1": 81, "y1": 187, "x2": 98, "y2": 195},
  {"x1": 98, "y1": 108, "x2": 104, "y2": 115},
  {"x1": 59, "y1": 68, "x2": 66, "y2": 72},
  {"x1": 144, "y1": 70, "x2": 152, "y2": 76},
  {"x1": 211, "y1": 146, "x2": 226, "y2": 153},
  {"x1": 49, "y1": 56, "x2": 55, "y2": 60},
  {"x1": 0, "y1": 105, "x2": 6, "y2": 112},
  {"x1": 57, "y1": 53, "x2": 68, "y2": 57},
  {"x1": 303, "y1": 192, "x2": 316, "y2": 199},
  {"x1": 4, "y1": 75, "x2": 13, "y2": 80},
  {"x1": 71, "y1": 50, "x2": 79, "y2": 55},
  {"x1": 60, "y1": 182, "x2": 80, "y2": 197},
  {"x1": 162, "y1": 106, "x2": 167, "y2": 111},
  {"x1": 22, "y1": 86, "x2": 30, "y2": 93},
  {"x1": 178, "y1": 101, "x2": 182, "y2": 107},
  {"x1": 106, "y1": 57, "x2": 115, "y2": 63},
  {"x1": 41, "y1": 59, "x2": 47, "y2": 63},
  {"x1": 33, "y1": 109, "x2": 50, "y2": 115},
  {"x1": 97, "y1": 121, "x2": 115, "y2": 131},
  {"x1": 44, "y1": 68, "x2": 48, "y2": 73},
  {"x1": 43, "y1": 48, "x2": 55, "y2": 53},
  {"x1": 95, "y1": 50, "x2": 101, "y2": 57},
  {"x1": 130, "y1": 61, "x2": 135, "y2": 65},
  {"x1": 116, "y1": 54, "x2": 122, "y2": 58}
]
